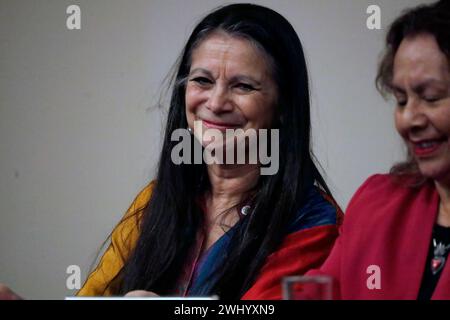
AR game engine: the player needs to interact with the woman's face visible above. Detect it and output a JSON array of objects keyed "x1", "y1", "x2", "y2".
[
  {"x1": 185, "y1": 32, "x2": 278, "y2": 147},
  {"x1": 392, "y1": 33, "x2": 450, "y2": 184}
]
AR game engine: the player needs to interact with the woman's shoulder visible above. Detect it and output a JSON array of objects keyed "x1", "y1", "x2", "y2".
[
  {"x1": 347, "y1": 173, "x2": 427, "y2": 209},
  {"x1": 123, "y1": 180, "x2": 156, "y2": 219},
  {"x1": 77, "y1": 181, "x2": 157, "y2": 296},
  {"x1": 111, "y1": 181, "x2": 156, "y2": 248},
  {"x1": 344, "y1": 173, "x2": 436, "y2": 226},
  {"x1": 287, "y1": 186, "x2": 342, "y2": 234},
  {"x1": 352, "y1": 173, "x2": 399, "y2": 194}
]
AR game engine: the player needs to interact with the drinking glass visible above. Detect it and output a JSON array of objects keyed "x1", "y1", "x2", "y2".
[{"x1": 282, "y1": 275, "x2": 333, "y2": 300}]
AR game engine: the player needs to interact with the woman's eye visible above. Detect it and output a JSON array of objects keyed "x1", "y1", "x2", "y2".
[
  {"x1": 396, "y1": 99, "x2": 407, "y2": 107},
  {"x1": 235, "y1": 83, "x2": 256, "y2": 92},
  {"x1": 190, "y1": 77, "x2": 212, "y2": 86},
  {"x1": 424, "y1": 96, "x2": 440, "y2": 103},
  {"x1": 394, "y1": 93, "x2": 407, "y2": 107}
]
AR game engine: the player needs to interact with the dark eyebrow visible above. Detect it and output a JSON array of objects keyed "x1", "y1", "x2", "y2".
[
  {"x1": 189, "y1": 68, "x2": 262, "y2": 86},
  {"x1": 231, "y1": 75, "x2": 262, "y2": 86},
  {"x1": 390, "y1": 84, "x2": 405, "y2": 94},
  {"x1": 189, "y1": 68, "x2": 213, "y2": 78},
  {"x1": 392, "y1": 79, "x2": 447, "y2": 94},
  {"x1": 413, "y1": 79, "x2": 447, "y2": 94}
]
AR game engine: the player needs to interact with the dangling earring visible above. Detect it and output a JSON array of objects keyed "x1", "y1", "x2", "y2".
[{"x1": 188, "y1": 127, "x2": 193, "y2": 134}]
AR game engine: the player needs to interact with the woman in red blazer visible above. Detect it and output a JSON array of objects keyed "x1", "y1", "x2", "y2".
[{"x1": 307, "y1": 0, "x2": 450, "y2": 300}]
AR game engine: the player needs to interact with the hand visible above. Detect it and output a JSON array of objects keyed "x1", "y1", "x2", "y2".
[
  {"x1": 0, "y1": 284, "x2": 23, "y2": 300},
  {"x1": 124, "y1": 290, "x2": 159, "y2": 298}
]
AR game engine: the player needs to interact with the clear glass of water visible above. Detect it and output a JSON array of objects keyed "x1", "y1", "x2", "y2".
[{"x1": 282, "y1": 275, "x2": 333, "y2": 300}]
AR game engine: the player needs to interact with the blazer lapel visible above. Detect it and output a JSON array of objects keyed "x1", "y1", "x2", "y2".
[
  {"x1": 402, "y1": 183, "x2": 439, "y2": 299},
  {"x1": 378, "y1": 182, "x2": 439, "y2": 299}
]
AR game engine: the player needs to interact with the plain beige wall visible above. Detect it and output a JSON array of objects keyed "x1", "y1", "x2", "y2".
[{"x1": 0, "y1": 0, "x2": 433, "y2": 299}]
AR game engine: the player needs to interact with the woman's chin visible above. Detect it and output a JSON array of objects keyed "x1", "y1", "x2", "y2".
[{"x1": 418, "y1": 162, "x2": 450, "y2": 184}]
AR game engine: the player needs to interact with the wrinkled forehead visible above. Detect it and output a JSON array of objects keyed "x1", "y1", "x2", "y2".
[
  {"x1": 188, "y1": 30, "x2": 276, "y2": 77},
  {"x1": 392, "y1": 34, "x2": 450, "y2": 85}
]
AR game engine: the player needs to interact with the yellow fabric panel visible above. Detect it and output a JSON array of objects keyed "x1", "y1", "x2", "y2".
[{"x1": 76, "y1": 181, "x2": 155, "y2": 296}]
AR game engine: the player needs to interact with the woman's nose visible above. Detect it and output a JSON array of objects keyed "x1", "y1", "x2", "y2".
[
  {"x1": 206, "y1": 86, "x2": 232, "y2": 113},
  {"x1": 401, "y1": 100, "x2": 428, "y2": 131}
]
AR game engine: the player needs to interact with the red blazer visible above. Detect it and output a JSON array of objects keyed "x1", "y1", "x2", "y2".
[{"x1": 309, "y1": 174, "x2": 450, "y2": 299}]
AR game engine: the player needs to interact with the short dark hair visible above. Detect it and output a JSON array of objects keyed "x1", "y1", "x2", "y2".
[{"x1": 376, "y1": 0, "x2": 450, "y2": 184}]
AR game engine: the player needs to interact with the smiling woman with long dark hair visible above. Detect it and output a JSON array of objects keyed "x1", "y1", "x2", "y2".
[{"x1": 75, "y1": 3, "x2": 342, "y2": 300}]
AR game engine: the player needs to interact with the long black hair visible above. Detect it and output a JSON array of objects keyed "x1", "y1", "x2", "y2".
[{"x1": 117, "y1": 3, "x2": 331, "y2": 299}]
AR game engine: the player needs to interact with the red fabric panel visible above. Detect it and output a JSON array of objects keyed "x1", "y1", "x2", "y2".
[{"x1": 242, "y1": 224, "x2": 339, "y2": 300}]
